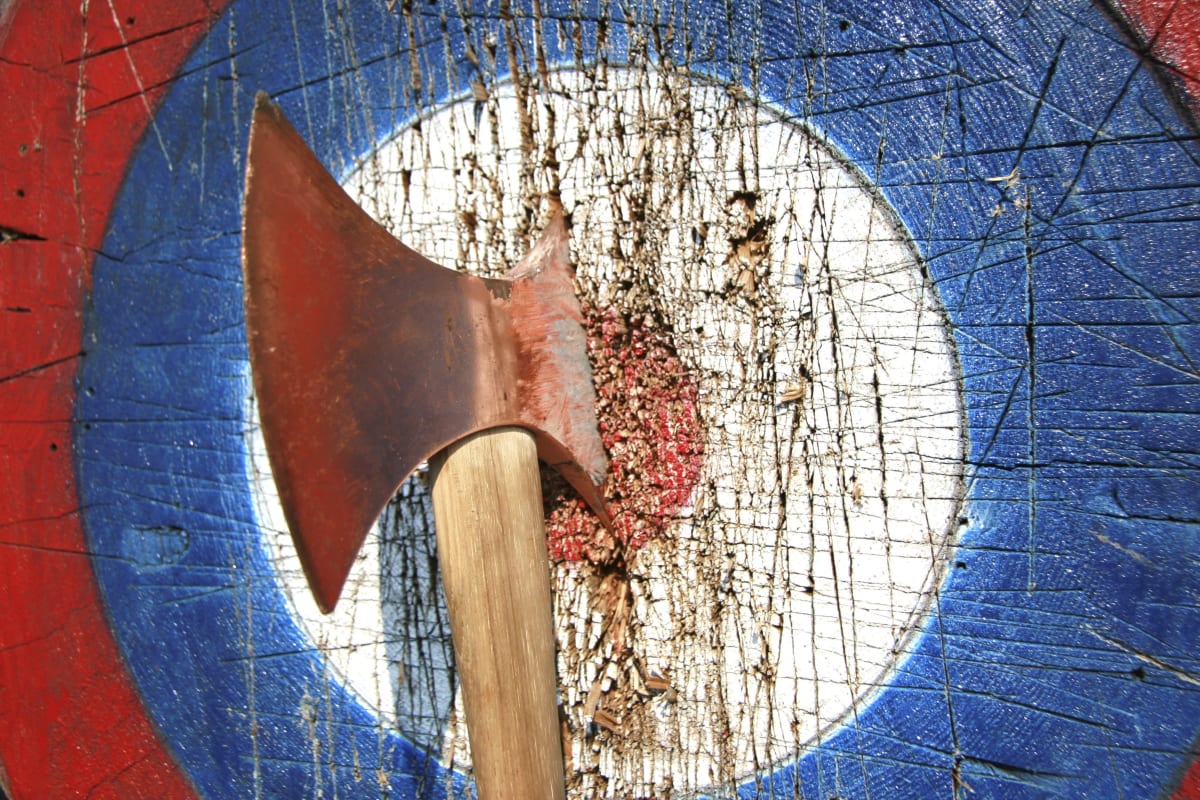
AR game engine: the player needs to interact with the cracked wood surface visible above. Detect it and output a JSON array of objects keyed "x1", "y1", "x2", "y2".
[{"x1": 2, "y1": 1, "x2": 1199, "y2": 798}]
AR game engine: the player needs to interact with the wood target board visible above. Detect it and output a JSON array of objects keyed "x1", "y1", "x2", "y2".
[{"x1": 1, "y1": 1, "x2": 1198, "y2": 798}]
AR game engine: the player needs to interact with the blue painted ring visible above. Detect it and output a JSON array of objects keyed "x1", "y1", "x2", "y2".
[{"x1": 78, "y1": 1, "x2": 1200, "y2": 796}]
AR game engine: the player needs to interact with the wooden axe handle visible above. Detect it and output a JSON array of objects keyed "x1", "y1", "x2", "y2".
[{"x1": 430, "y1": 427, "x2": 567, "y2": 800}]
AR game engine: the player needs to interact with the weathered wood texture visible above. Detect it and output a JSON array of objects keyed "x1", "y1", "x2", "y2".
[
  {"x1": 1, "y1": 1, "x2": 1198, "y2": 799},
  {"x1": 430, "y1": 428, "x2": 566, "y2": 800}
]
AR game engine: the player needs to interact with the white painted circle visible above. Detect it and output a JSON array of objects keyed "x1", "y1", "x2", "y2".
[{"x1": 251, "y1": 68, "x2": 963, "y2": 795}]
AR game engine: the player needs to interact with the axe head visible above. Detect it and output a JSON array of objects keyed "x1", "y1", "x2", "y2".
[{"x1": 242, "y1": 94, "x2": 608, "y2": 613}]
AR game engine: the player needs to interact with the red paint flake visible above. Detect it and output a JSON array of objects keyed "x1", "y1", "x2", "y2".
[{"x1": 543, "y1": 306, "x2": 704, "y2": 566}]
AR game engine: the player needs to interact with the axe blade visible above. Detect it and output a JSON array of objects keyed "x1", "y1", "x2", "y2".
[{"x1": 242, "y1": 95, "x2": 607, "y2": 612}]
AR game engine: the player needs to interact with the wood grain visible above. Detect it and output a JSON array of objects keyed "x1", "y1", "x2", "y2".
[
  {"x1": 430, "y1": 427, "x2": 566, "y2": 800},
  {"x1": 4, "y1": 1, "x2": 1200, "y2": 797}
]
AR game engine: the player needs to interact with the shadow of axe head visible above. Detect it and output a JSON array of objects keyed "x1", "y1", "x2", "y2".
[{"x1": 242, "y1": 94, "x2": 609, "y2": 613}]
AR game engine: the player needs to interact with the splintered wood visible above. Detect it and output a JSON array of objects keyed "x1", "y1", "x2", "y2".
[
  {"x1": 540, "y1": 304, "x2": 704, "y2": 566},
  {"x1": 257, "y1": 13, "x2": 964, "y2": 799}
]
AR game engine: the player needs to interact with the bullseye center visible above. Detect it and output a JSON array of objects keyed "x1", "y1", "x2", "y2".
[{"x1": 252, "y1": 67, "x2": 964, "y2": 797}]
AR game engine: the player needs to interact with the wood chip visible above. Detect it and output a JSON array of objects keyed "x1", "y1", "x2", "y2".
[
  {"x1": 592, "y1": 708, "x2": 621, "y2": 732},
  {"x1": 779, "y1": 383, "x2": 806, "y2": 403},
  {"x1": 643, "y1": 673, "x2": 670, "y2": 695}
]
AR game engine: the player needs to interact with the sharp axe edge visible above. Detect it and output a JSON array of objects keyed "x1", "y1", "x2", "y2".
[
  {"x1": 242, "y1": 94, "x2": 609, "y2": 612},
  {"x1": 509, "y1": 212, "x2": 611, "y2": 518}
]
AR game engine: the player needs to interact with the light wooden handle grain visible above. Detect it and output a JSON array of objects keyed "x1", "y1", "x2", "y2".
[{"x1": 430, "y1": 426, "x2": 566, "y2": 800}]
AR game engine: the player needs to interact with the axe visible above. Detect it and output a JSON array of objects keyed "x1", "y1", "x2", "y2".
[{"x1": 241, "y1": 94, "x2": 610, "y2": 799}]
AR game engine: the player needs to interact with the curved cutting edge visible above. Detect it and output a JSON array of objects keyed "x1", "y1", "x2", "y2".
[{"x1": 242, "y1": 94, "x2": 608, "y2": 612}]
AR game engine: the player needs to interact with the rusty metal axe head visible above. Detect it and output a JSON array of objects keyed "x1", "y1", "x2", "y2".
[{"x1": 242, "y1": 94, "x2": 609, "y2": 613}]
